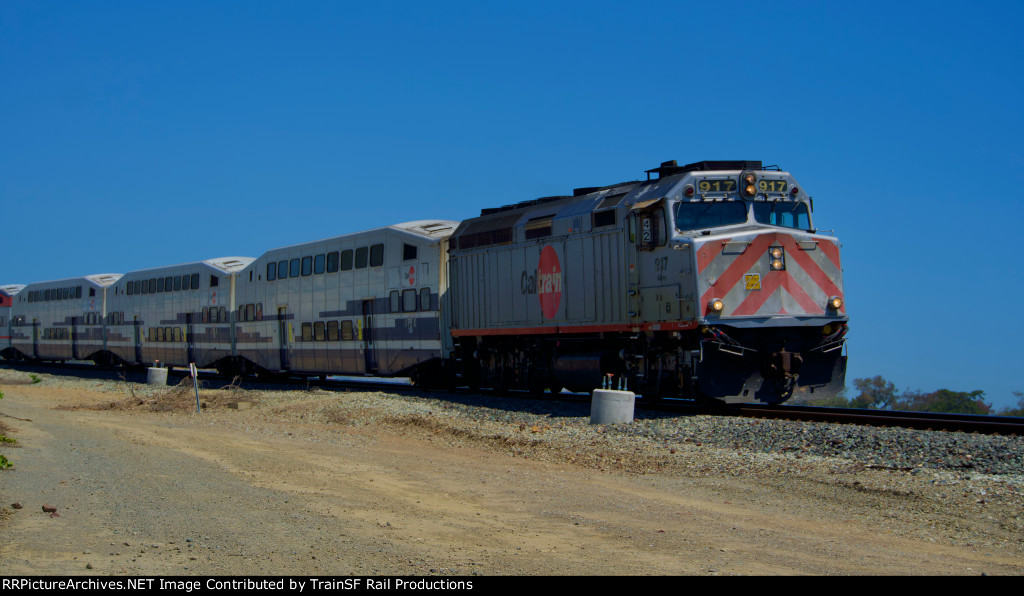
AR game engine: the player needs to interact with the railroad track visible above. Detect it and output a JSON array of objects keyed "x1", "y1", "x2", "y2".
[
  {"x1": 700, "y1": 403, "x2": 1024, "y2": 436},
  {"x1": 3, "y1": 360, "x2": 1022, "y2": 435}
]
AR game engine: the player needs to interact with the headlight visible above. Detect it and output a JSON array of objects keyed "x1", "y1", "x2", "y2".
[
  {"x1": 828, "y1": 296, "x2": 843, "y2": 310},
  {"x1": 741, "y1": 172, "x2": 757, "y2": 197},
  {"x1": 771, "y1": 259, "x2": 785, "y2": 270},
  {"x1": 709, "y1": 298, "x2": 724, "y2": 313},
  {"x1": 769, "y1": 247, "x2": 783, "y2": 259}
]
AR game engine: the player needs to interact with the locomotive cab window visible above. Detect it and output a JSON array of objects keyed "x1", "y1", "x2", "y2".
[
  {"x1": 674, "y1": 201, "x2": 748, "y2": 232},
  {"x1": 753, "y1": 201, "x2": 811, "y2": 230}
]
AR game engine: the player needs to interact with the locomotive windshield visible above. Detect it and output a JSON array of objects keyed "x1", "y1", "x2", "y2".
[
  {"x1": 674, "y1": 200, "x2": 811, "y2": 232},
  {"x1": 674, "y1": 201, "x2": 747, "y2": 231},
  {"x1": 752, "y1": 201, "x2": 810, "y2": 230}
]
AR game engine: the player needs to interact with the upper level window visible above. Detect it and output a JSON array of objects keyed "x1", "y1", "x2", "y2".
[
  {"x1": 370, "y1": 244, "x2": 384, "y2": 267},
  {"x1": 326, "y1": 251, "x2": 339, "y2": 273},
  {"x1": 314, "y1": 254, "x2": 326, "y2": 275},
  {"x1": 267, "y1": 262, "x2": 276, "y2": 281},
  {"x1": 301, "y1": 256, "x2": 313, "y2": 277},
  {"x1": 340, "y1": 250, "x2": 353, "y2": 271},
  {"x1": 403, "y1": 244, "x2": 417, "y2": 261},
  {"x1": 355, "y1": 247, "x2": 368, "y2": 269}
]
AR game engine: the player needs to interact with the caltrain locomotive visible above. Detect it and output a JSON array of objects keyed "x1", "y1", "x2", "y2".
[{"x1": 1, "y1": 160, "x2": 847, "y2": 404}]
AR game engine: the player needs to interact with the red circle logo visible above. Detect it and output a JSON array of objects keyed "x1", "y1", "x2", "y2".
[
  {"x1": 408, "y1": 266, "x2": 415, "y2": 286},
  {"x1": 538, "y1": 245, "x2": 562, "y2": 319}
]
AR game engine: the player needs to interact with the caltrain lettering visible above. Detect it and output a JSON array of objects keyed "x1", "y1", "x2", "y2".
[{"x1": 1, "y1": 160, "x2": 848, "y2": 404}]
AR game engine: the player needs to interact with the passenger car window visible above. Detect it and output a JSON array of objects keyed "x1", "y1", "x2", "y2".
[
  {"x1": 355, "y1": 247, "x2": 368, "y2": 269},
  {"x1": 402, "y1": 289, "x2": 417, "y2": 312},
  {"x1": 314, "y1": 254, "x2": 326, "y2": 274},
  {"x1": 326, "y1": 252, "x2": 339, "y2": 273},
  {"x1": 370, "y1": 244, "x2": 384, "y2": 267}
]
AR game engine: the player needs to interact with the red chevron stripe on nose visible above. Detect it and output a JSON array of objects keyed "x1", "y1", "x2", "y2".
[
  {"x1": 731, "y1": 270, "x2": 822, "y2": 316},
  {"x1": 698, "y1": 232, "x2": 844, "y2": 316},
  {"x1": 698, "y1": 234, "x2": 778, "y2": 307},
  {"x1": 777, "y1": 235, "x2": 844, "y2": 312}
]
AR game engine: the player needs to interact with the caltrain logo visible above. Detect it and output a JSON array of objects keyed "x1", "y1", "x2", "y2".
[{"x1": 521, "y1": 245, "x2": 562, "y2": 319}]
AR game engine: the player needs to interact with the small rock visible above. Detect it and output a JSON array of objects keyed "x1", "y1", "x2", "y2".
[
  {"x1": 11, "y1": 502, "x2": 22, "y2": 510},
  {"x1": 42, "y1": 504, "x2": 57, "y2": 513},
  {"x1": 86, "y1": 563, "x2": 93, "y2": 570},
  {"x1": 50, "y1": 512, "x2": 60, "y2": 518}
]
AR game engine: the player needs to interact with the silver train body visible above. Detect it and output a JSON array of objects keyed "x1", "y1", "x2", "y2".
[
  {"x1": 447, "y1": 160, "x2": 848, "y2": 403},
  {"x1": 0, "y1": 284, "x2": 25, "y2": 355},
  {"x1": 3, "y1": 221, "x2": 456, "y2": 380},
  {"x1": 2, "y1": 160, "x2": 847, "y2": 404}
]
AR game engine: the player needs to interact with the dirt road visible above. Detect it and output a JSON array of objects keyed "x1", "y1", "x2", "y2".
[{"x1": 1, "y1": 372, "x2": 1022, "y2": 575}]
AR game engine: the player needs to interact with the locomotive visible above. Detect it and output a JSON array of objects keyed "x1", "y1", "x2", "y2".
[
  {"x1": 1, "y1": 160, "x2": 847, "y2": 404},
  {"x1": 447, "y1": 160, "x2": 847, "y2": 403}
]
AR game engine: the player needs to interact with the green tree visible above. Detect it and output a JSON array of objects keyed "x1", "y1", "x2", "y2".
[
  {"x1": 850, "y1": 376, "x2": 897, "y2": 409},
  {"x1": 901, "y1": 388, "x2": 991, "y2": 415}
]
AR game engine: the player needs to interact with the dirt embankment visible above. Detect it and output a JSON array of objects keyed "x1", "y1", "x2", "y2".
[{"x1": 1, "y1": 370, "x2": 1022, "y2": 576}]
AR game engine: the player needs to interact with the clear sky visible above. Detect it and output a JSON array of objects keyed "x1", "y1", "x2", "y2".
[{"x1": 2, "y1": 1, "x2": 1022, "y2": 409}]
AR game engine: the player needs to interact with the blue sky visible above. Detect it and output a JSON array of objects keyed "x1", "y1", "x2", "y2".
[{"x1": 2, "y1": 1, "x2": 1022, "y2": 409}]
